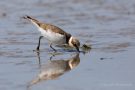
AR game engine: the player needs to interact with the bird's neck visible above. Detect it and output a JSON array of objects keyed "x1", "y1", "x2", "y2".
[
  {"x1": 68, "y1": 36, "x2": 74, "y2": 47},
  {"x1": 66, "y1": 34, "x2": 71, "y2": 44}
]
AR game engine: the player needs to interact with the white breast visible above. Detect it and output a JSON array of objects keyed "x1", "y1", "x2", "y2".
[{"x1": 38, "y1": 28, "x2": 66, "y2": 44}]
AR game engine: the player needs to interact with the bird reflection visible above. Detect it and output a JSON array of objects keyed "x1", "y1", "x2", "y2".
[{"x1": 29, "y1": 52, "x2": 80, "y2": 86}]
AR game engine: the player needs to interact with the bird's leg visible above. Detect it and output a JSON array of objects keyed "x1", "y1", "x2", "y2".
[
  {"x1": 36, "y1": 36, "x2": 43, "y2": 51},
  {"x1": 50, "y1": 43, "x2": 57, "y2": 52}
]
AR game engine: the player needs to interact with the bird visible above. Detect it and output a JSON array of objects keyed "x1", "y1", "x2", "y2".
[{"x1": 23, "y1": 15, "x2": 80, "y2": 52}]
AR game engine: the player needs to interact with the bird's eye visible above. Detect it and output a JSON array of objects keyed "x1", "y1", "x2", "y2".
[{"x1": 73, "y1": 43, "x2": 77, "y2": 47}]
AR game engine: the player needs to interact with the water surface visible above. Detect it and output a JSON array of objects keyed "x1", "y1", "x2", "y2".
[{"x1": 0, "y1": 0, "x2": 135, "y2": 90}]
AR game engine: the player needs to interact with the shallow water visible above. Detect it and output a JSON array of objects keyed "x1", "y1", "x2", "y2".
[{"x1": 0, "y1": 0, "x2": 135, "y2": 90}]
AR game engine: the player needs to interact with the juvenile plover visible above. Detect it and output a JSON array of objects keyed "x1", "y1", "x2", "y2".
[{"x1": 24, "y1": 15, "x2": 80, "y2": 52}]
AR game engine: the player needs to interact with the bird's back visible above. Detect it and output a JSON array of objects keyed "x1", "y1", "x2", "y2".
[{"x1": 24, "y1": 15, "x2": 71, "y2": 44}]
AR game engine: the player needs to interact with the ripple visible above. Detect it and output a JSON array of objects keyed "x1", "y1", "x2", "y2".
[{"x1": 100, "y1": 42, "x2": 131, "y2": 53}]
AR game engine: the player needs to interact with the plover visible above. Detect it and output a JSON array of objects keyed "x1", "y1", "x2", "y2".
[{"x1": 24, "y1": 15, "x2": 80, "y2": 52}]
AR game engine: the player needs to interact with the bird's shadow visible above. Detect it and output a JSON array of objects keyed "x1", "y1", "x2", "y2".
[
  {"x1": 26, "y1": 45, "x2": 91, "y2": 90},
  {"x1": 27, "y1": 51, "x2": 80, "y2": 89}
]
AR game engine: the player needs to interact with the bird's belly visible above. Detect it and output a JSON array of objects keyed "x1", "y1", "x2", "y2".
[{"x1": 39, "y1": 28, "x2": 66, "y2": 44}]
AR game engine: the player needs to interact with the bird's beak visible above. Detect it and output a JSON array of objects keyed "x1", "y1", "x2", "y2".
[{"x1": 75, "y1": 45, "x2": 80, "y2": 53}]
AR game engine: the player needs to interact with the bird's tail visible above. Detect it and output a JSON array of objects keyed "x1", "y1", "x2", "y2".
[{"x1": 23, "y1": 15, "x2": 41, "y2": 27}]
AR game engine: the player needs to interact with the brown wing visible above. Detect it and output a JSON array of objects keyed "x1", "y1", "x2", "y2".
[
  {"x1": 42, "y1": 24, "x2": 71, "y2": 44},
  {"x1": 41, "y1": 24, "x2": 66, "y2": 35},
  {"x1": 24, "y1": 15, "x2": 71, "y2": 43},
  {"x1": 24, "y1": 15, "x2": 68, "y2": 34}
]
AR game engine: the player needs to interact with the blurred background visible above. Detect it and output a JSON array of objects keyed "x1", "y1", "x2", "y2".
[{"x1": 0, "y1": 0, "x2": 135, "y2": 90}]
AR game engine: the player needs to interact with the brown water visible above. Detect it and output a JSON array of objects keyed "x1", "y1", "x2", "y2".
[{"x1": 0, "y1": 0, "x2": 135, "y2": 90}]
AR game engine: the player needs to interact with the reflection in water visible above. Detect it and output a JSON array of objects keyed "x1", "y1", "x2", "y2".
[{"x1": 29, "y1": 53, "x2": 80, "y2": 87}]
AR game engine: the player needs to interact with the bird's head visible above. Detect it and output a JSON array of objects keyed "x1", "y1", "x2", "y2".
[{"x1": 68, "y1": 36, "x2": 80, "y2": 52}]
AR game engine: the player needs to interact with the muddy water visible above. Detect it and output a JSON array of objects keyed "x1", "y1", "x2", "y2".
[{"x1": 0, "y1": 0, "x2": 135, "y2": 90}]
